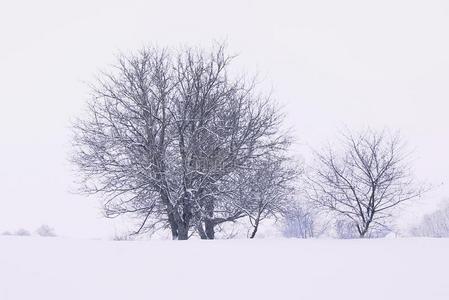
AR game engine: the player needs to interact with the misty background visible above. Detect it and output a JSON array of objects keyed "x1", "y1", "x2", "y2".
[{"x1": 1, "y1": 0, "x2": 448, "y2": 238}]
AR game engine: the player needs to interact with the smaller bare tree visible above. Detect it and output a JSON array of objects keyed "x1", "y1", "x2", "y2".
[
  {"x1": 307, "y1": 128, "x2": 423, "y2": 238},
  {"x1": 231, "y1": 155, "x2": 300, "y2": 239}
]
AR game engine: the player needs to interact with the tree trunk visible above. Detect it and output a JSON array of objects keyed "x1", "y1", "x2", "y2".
[
  {"x1": 249, "y1": 218, "x2": 260, "y2": 239},
  {"x1": 173, "y1": 192, "x2": 192, "y2": 240},
  {"x1": 177, "y1": 223, "x2": 189, "y2": 240},
  {"x1": 204, "y1": 196, "x2": 215, "y2": 239},
  {"x1": 358, "y1": 226, "x2": 368, "y2": 238},
  {"x1": 159, "y1": 189, "x2": 179, "y2": 240},
  {"x1": 197, "y1": 221, "x2": 215, "y2": 239},
  {"x1": 168, "y1": 213, "x2": 179, "y2": 240},
  {"x1": 205, "y1": 219, "x2": 215, "y2": 239},
  {"x1": 197, "y1": 223, "x2": 208, "y2": 239}
]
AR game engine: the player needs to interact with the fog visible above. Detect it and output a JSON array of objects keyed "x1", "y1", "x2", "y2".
[{"x1": 1, "y1": 0, "x2": 448, "y2": 237}]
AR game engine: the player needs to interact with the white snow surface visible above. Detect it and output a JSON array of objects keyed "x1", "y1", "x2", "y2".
[{"x1": 1, "y1": 236, "x2": 448, "y2": 300}]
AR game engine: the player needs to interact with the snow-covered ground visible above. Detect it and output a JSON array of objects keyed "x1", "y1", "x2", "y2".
[{"x1": 1, "y1": 236, "x2": 448, "y2": 300}]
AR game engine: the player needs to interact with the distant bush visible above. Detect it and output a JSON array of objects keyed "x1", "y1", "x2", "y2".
[
  {"x1": 15, "y1": 228, "x2": 31, "y2": 236},
  {"x1": 334, "y1": 219, "x2": 391, "y2": 239},
  {"x1": 334, "y1": 220, "x2": 359, "y2": 239},
  {"x1": 36, "y1": 224, "x2": 56, "y2": 237},
  {"x1": 1, "y1": 231, "x2": 12, "y2": 236},
  {"x1": 410, "y1": 202, "x2": 449, "y2": 237},
  {"x1": 112, "y1": 233, "x2": 133, "y2": 241}
]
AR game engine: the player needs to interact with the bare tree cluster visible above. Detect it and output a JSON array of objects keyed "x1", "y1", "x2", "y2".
[
  {"x1": 281, "y1": 202, "x2": 323, "y2": 239},
  {"x1": 410, "y1": 201, "x2": 449, "y2": 237},
  {"x1": 73, "y1": 44, "x2": 426, "y2": 240},
  {"x1": 73, "y1": 44, "x2": 296, "y2": 240},
  {"x1": 306, "y1": 129, "x2": 422, "y2": 238}
]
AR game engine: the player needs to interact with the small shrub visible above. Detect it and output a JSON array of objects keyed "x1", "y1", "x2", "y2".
[
  {"x1": 112, "y1": 233, "x2": 133, "y2": 241},
  {"x1": 36, "y1": 224, "x2": 56, "y2": 237},
  {"x1": 15, "y1": 229, "x2": 31, "y2": 236}
]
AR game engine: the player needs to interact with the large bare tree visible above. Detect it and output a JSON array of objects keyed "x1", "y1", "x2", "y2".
[
  {"x1": 307, "y1": 128, "x2": 422, "y2": 238},
  {"x1": 72, "y1": 44, "x2": 291, "y2": 240}
]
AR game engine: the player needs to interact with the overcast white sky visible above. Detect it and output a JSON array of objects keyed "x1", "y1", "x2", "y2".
[{"x1": 1, "y1": 0, "x2": 448, "y2": 238}]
